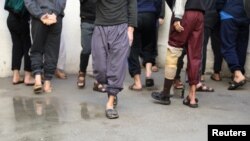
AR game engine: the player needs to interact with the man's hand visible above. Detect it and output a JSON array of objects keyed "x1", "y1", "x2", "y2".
[
  {"x1": 158, "y1": 18, "x2": 164, "y2": 25},
  {"x1": 40, "y1": 14, "x2": 48, "y2": 24},
  {"x1": 40, "y1": 13, "x2": 57, "y2": 26},
  {"x1": 127, "y1": 26, "x2": 134, "y2": 47},
  {"x1": 173, "y1": 21, "x2": 184, "y2": 32},
  {"x1": 47, "y1": 13, "x2": 57, "y2": 25}
]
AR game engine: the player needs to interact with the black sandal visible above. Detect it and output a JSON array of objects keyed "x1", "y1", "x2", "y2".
[
  {"x1": 183, "y1": 96, "x2": 198, "y2": 108},
  {"x1": 228, "y1": 80, "x2": 246, "y2": 90},
  {"x1": 93, "y1": 82, "x2": 106, "y2": 93},
  {"x1": 105, "y1": 109, "x2": 119, "y2": 119},
  {"x1": 145, "y1": 78, "x2": 154, "y2": 87}
]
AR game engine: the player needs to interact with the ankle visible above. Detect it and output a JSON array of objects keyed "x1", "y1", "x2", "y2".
[{"x1": 35, "y1": 74, "x2": 42, "y2": 85}]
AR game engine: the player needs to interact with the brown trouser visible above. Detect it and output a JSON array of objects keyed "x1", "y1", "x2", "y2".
[{"x1": 168, "y1": 10, "x2": 204, "y2": 85}]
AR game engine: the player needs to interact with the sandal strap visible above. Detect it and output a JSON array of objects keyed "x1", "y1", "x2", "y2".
[{"x1": 78, "y1": 72, "x2": 85, "y2": 77}]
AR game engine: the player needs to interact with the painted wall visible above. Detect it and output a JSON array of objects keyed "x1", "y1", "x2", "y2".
[{"x1": 0, "y1": 1, "x2": 249, "y2": 78}]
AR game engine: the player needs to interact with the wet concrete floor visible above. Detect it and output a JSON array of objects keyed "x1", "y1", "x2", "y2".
[{"x1": 0, "y1": 70, "x2": 250, "y2": 141}]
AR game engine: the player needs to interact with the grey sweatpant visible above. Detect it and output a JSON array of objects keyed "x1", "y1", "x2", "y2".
[{"x1": 91, "y1": 23, "x2": 130, "y2": 96}]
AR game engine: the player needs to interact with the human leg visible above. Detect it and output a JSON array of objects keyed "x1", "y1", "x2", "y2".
[
  {"x1": 220, "y1": 19, "x2": 246, "y2": 89},
  {"x1": 173, "y1": 49, "x2": 186, "y2": 89},
  {"x1": 128, "y1": 24, "x2": 142, "y2": 90},
  {"x1": 30, "y1": 18, "x2": 49, "y2": 93},
  {"x1": 105, "y1": 24, "x2": 130, "y2": 118},
  {"x1": 20, "y1": 18, "x2": 34, "y2": 85},
  {"x1": 201, "y1": 26, "x2": 212, "y2": 81},
  {"x1": 7, "y1": 13, "x2": 24, "y2": 84},
  {"x1": 43, "y1": 18, "x2": 63, "y2": 92},
  {"x1": 210, "y1": 20, "x2": 223, "y2": 81},
  {"x1": 140, "y1": 13, "x2": 157, "y2": 86},
  {"x1": 78, "y1": 22, "x2": 95, "y2": 88}
]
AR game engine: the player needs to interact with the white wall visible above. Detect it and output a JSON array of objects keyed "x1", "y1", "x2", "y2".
[{"x1": 0, "y1": 1, "x2": 249, "y2": 77}]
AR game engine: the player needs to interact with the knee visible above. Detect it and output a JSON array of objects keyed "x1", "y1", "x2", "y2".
[{"x1": 165, "y1": 46, "x2": 183, "y2": 79}]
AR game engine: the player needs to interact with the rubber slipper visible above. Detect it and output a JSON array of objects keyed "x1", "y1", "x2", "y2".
[
  {"x1": 196, "y1": 83, "x2": 214, "y2": 92},
  {"x1": 105, "y1": 109, "x2": 119, "y2": 119},
  {"x1": 13, "y1": 80, "x2": 24, "y2": 85},
  {"x1": 128, "y1": 84, "x2": 142, "y2": 91},
  {"x1": 145, "y1": 78, "x2": 154, "y2": 87},
  {"x1": 183, "y1": 96, "x2": 198, "y2": 108},
  {"x1": 33, "y1": 84, "x2": 43, "y2": 94},
  {"x1": 210, "y1": 74, "x2": 222, "y2": 81},
  {"x1": 228, "y1": 80, "x2": 246, "y2": 90}
]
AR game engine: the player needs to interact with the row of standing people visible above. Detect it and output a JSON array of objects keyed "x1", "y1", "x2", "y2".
[
  {"x1": 4, "y1": 0, "x2": 250, "y2": 119},
  {"x1": 152, "y1": 0, "x2": 250, "y2": 108},
  {"x1": 5, "y1": 0, "x2": 136, "y2": 119}
]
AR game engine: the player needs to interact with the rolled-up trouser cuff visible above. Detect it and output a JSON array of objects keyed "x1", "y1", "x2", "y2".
[
  {"x1": 44, "y1": 73, "x2": 53, "y2": 80},
  {"x1": 33, "y1": 69, "x2": 43, "y2": 76},
  {"x1": 142, "y1": 60, "x2": 155, "y2": 67},
  {"x1": 107, "y1": 87, "x2": 122, "y2": 96},
  {"x1": 188, "y1": 81, "x2": 199, "y2": 85},
  {"x1": 130, "y1": 70, "x2": 141, "y2": 78}
]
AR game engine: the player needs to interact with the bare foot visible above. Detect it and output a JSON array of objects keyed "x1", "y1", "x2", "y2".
[
  {"x1": 43, "y1": 80, "x2": 52, "y2": 93},
  {"x1": 24, "y1": 71, "x2": 35, "y2": 85},
  {"x1": 55, "y1": 69, "x2": 67, "y2": 79},
  {"x1": 12, "y1": 70, "x2": 23, "y2": 84}
]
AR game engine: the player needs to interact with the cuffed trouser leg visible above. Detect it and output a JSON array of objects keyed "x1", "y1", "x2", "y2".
[
  {"x1": 92, "y1": 24, "x2": 130, "y2": 96},
  {"x1": 174, "y1": 49, "x2": 186, "y2": 80},
  {"x1": 165, "y1": 45, "x2": 183, "y2": 80},
  {"x1": 31, "y1": 17, "x2": 62, "y2": 80}
]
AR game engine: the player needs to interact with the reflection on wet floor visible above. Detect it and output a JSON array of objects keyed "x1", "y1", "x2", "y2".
[
  {"x1": 12, "y1": 96, "x2": 104, "y2": 124},
  {"x1": 13, "y1": 96, "x2": 59, "y2": 123}
]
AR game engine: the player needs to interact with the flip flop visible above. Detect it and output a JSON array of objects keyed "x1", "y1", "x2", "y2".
[
  {"x1": 210, "y1": 74, "x2": 222, "y2": 81},
  {"x1": 25, "y1": 83, "x2": 35, "y2": 86},
  {"x1": 105, "y1": 109, "x2": 119, "y2": 119},
  {"x1": 196, "y1": 83, "x2": 214, "y2": 92},
  {"x1": 128, "y1": 84, "x2": 142, "y2": 91},
  {"x1": 228, "y1": 80, "x2": 246, "y2": 90},
  {"x1": 145, "y1": 78, "x2": 154, "y2": 87},
  {"x1": 12, "y1": 79, "x2": 24, "y2": 85},
  {"x1": 33, "y1": 84, "x2": 43, "y2": 94},
  {"x1": 183, "y1": 96, "x2": 198, "y2": 108}
]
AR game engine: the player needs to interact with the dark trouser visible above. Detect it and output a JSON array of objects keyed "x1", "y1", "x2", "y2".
[
  {"x1": 80, "y1": 22, "x2": 95, "y2": 72},
  {"x1": 128, "y1": 12, "x2": 157, "y2": 77},
  {"x1": 220, "y1": 18, "x2": 249, "y2": 74},
  {"x1": 30, "y1": 17, "x2": 62, "y2": 80},
  {"x1": 169, "y1": 11, "x2": 204, "y2": 85},
  {"x1": 174, "y1": 49, "x2": 186, "y2": 80},
  {"x1": 7, "y1": 12, "x2": 32, "y2": 71},
  {"x1": 202, "y1": 19, "x2": 223, "y2": 75},
  {"x1": 92, "y1": 24, "x2": 130, "y2": 96}
]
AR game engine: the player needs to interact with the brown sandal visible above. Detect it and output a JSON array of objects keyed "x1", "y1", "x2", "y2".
[
  {"x1": 93, "y1": 82, "x2": 106, "y2": 93},
  {"x1": 77, "y1": 72, "x2": 85, "y2": 88},
  {"x1": 33, "y1": 84, "x2": 42, "y2": 94},
  {"x1": 196, "y1": 83, "x2": 214, "y2": 92}
]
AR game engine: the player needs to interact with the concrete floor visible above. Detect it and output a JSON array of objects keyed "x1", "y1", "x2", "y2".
[{"x1": 0, "y1": 70, "x2": 249, "y2": 141}]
